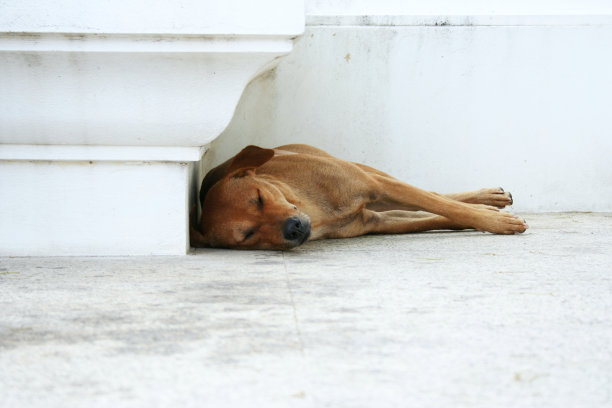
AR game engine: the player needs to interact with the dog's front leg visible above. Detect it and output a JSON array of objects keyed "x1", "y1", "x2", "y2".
[
  {"x1": 365, "y1": 210, "x2": 470, "y2": 234},
  {"x1": 189, "y1": 205, "x2": 209, "y2": 248},
  {"x1": 369, "y1": 175, "x2": 528, "y2": 234}
]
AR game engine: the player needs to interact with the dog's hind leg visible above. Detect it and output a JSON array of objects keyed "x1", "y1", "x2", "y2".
[
  {"x1": 369, "y1": 175, "x2": 527, "y2": 234},
  {"x1": 444, "y1": 187, "x2": 513, "y2": 209}
]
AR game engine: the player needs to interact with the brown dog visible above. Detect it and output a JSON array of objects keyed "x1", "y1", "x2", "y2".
[{"x1": 190, "y1": 144, "x2": 527, "y2": 250}]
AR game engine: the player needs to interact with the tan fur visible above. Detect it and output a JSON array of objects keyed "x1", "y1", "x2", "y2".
[{"x1": 191, "y1": 144, "x2": 526, "y2": 250}]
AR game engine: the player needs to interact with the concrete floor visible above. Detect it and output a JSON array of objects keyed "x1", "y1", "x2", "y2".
[{"x1": 1, "y1": 213, "x2": 611, "y2": 408}]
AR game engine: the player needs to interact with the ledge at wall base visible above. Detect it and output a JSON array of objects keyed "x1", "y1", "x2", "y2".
[{"x1": 0, "y1": 144, "x2": 207, "y2": 163}]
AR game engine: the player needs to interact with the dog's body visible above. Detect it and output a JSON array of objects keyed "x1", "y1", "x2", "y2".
[{"x1": 191, "y1": 144, "x2": 527, "y2": 249}]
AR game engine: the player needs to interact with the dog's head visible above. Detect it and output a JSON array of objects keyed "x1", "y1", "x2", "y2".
[{"x1": 194, "y1": 145, "x2": 311, "y2": 250}]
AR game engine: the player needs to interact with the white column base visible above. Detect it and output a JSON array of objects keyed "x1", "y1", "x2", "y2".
[{"x1": 0, "y1": 146, "x2": 204, "y2": 256}]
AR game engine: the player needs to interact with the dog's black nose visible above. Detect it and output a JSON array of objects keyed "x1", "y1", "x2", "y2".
[{"x1": 283, "y1": 217, "x2": 311, "y2": 244}]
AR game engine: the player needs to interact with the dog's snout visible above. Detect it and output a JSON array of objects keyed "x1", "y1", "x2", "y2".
[
  {"x1": 283, "y1": 216, "x2": 311, "y2": 244},
  {"x1": 283, "y1": 217, "x2": 304, "y2": 240}
]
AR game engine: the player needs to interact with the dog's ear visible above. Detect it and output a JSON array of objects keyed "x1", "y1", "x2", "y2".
[
  {"x1": 227, "y1": 145, "x2": 275, "y2": 174},
  {"x1": 200, "y1": 145, "x2": 274, "y2": 205}
]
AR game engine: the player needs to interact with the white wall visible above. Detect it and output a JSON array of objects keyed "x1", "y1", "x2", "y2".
[
  {"x1": 210, "y1": 5, "x2": 612, "y2": 212},
  {"x1": 306, "y1": 0, "x2": 612, "y2": 15}
]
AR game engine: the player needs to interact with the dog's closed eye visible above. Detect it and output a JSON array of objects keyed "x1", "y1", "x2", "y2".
[
  {"x1": 243, "y1": 228, "x2": 256, "y2": 241},
  {"x1": 257, "y1": 189, "x2": 264, "y2": 209},
  {"x1": 250, "y1": 190, "x2": 264, "y2": 209}
]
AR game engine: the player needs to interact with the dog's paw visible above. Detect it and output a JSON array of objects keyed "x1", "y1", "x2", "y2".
[
  {"x1": 472, "y1": 187, "x2": 514, "y2": 209},
  {"x1": 475, "y1": 210, "x2": 528, "y2": 235}
]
